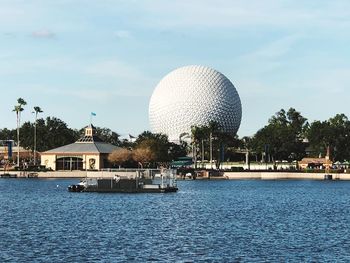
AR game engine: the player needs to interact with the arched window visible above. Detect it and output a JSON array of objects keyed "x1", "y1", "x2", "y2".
[{"x1": 56, "y1": 157, "x2": 83, "y2": 170}]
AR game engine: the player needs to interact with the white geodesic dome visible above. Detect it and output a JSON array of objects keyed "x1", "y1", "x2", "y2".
[{"x1": 149, "y1": 65, "x2": 242, "y2": 142}]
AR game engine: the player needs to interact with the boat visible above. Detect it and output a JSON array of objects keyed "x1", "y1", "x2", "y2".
[
  {"x1": 324, "y1": 174, "x2": 333, "y2": 180},
  {"x1": 0, "y1": 173, "x2": 17, "y2": 178},
  {"x1": 68, "y1": 181, "x2": 86, "y2": 192},
  {"x1": 68, "y1": 169, "x2": 178, "y2": 193},
  {"x1": 27, "y1": 172, "x2": 39, "y2": 178}
]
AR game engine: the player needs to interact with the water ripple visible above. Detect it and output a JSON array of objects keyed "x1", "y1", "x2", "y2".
[{"x1": 1, "y1": 179, "x2": 350, "y2": 262}]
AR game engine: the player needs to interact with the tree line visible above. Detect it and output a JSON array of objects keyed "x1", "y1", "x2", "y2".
[
  {"x1": 246, "y1": 108, "x2": 350, "y2": 163},
  {"x1": 0, "y1": 98, "x2": 188, "y2": 168},
  {"x1": 2, "y1": 97, "x2": 350, "y2": 167}
]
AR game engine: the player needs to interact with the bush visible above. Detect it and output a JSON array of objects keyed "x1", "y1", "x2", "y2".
[{"x1": 230, "y1": 166, "x2": 244, "y2": 172}]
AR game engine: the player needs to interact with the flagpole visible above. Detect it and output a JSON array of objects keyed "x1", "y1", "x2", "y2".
[{"x1": 90, "y1": 112, "x2": 96, "y2": 125}]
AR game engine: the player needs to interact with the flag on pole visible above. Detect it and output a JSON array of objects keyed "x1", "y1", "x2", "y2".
[{"x1": 90, "y1": 112, "x2": 96, "y2": 125}]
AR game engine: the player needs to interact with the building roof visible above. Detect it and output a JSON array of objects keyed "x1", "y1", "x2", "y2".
[
  {"x1": 299, "y1": 158, "x2": 325, "y2": 164},
  {"x1": 43, "y1": 141, "x2": 118, "y2": 154},
  {"x1": 298, "y1": 157, "x2": 332, "y2": 165},
  {"x1": 42, "y1": 124, "x2": 118, "y2": 154},
  {"x1": 299, "y1": 158, "x2": 330, "y2": 163},
  {"x1": 76, "y1": 135, "x2": 104, "y2": 143},
  {"x1": 171, "y1": 158, "x2": 193, "y2": 168}
]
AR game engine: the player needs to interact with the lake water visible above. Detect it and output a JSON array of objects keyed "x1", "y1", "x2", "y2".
[{"x1": 1, "y1": 178, "x2": 350, "y2": 262}]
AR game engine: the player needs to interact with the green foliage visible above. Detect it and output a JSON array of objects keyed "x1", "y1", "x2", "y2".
[
  {"x1": 306, "y1": 114, "x2": 350, "y2": 161},
  {"x1": 250, "y1": 108, "x2": 307, "y2": 161},
  {"x1": 134, "y1": 131, "x2": 186, "y2": 164},
  {"x1": 13, "y1": 105, "x2": 24, "y2": 114},
  {"x1": 0, "y1": 128, "x2": 16, "y2": 141},
  {"x1": 5, "y1": 102, "x2": 350, "y2": 165},
  {"x1": 108, "y1": 131, "x2": 188, "y2": 168},
  {"x1": 13, "y1": 98, "x2": 27, "y2": 115},
  {"x1": 190, "y1": 125, "x2": 206, "y2": 168},
  {"x1": 19, "y1": 117, "x2": 80, "y2": 151},
  {"x1": 108, "y1": 148, "x2": 132, "y2": 167},
  {"x1": 33, "y1": 106, "x2": 43, "y2": 113},
  {"x1": 168, "y1": 142, "x2": 187, "y2": 161},
  {"x1": 18, "y1": 118, "x2": 124, "y2": 152},
  {"x1": 96, "y1": 128, "x2": 120, "y2": 145},
  {"x1": 17, "y1": 98, "x2": 27, "y2": 106},
  {"x1": 250, "y1": 109, "x2": 350, "y2": 162},
  {"x1": 135, "y1": 131, "x2": 169, "y2": 163},
  {"x1": 118, "y1": 138, "x2": 134, "y2": 149},
  {"x1": 189, "y1": 121, "x2": 241, "y2": 168}
]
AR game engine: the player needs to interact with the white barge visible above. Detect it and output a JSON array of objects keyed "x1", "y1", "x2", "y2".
[{"x1": 68, "y1": 169, "x2": 178, "y2": 193}]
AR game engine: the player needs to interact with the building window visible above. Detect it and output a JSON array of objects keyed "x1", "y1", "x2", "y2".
[{"x1": 56, "y1": 157, "x2": 83, "y2": 170}]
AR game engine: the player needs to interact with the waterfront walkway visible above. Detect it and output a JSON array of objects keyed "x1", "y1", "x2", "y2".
[{"x1": 3, "y1": 170, "x2": 350, "y2": 180}]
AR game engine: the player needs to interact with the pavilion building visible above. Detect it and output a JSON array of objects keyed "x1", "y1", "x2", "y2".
[
  {"x1": 41, "y1": 124, "x2": 118, "y2": 171},
  {"x1": 298, "y1": 157, "x2": 333, "y2": 170}
]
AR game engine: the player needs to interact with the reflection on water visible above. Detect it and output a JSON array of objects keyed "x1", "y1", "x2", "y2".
[{"x1": 1, "y1": 179, "x2": 350, "y2": 262}]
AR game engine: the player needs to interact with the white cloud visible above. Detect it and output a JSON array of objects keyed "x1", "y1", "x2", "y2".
[
  {"x1": 234, "y1": 34, "x2": 301, "y2": 76},
  {"x1": 246, "y1": 35, "x2": 301, "y2": 60},
  {"x1": 0, "y1": 57, "x2": 81, "y2": 75},
  {"x1": 0, "y1": 6, "x2": 26, "y2": 23},
  {"x1": 31, "y1": 29, "x2": 55, "y2": 38},
  {"x1": 302, "y1": 68, "x2": 350, "y2": 94},
  {"x1": 85, "y1": 59, "x2": 155, "y2": 96},
  {"x1": 134, "y1": 0, "x2": 350, "y2": 31},
  {"x1": 86, "y1": 60, "x2": 133, "y2": 77},
  {"x1": 40, "y1": 86, "x2": 113, "y2": 101},
  {"x1": 0, "y1": 54, "x2": 155, "y2": 98},
  {"x1": 235, "y1": 79, "x2": 267, "y2": 96},
  {"x1": 3, "y1": 1, "x2": 350, "y2": 39},
  {"x1": 113, "y1": 30, "x2": 131, "y2": 39}
]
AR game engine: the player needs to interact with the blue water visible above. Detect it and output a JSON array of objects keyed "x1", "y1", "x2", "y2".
[{"x1": 1, "y1": 179, "x2": 350, "y2": 262}]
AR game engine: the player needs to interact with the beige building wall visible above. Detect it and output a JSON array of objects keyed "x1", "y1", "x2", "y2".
[
  {"x1": 40, "y1": 153, "x2": 110, "y2": 171},
  {"x1": 41, "y1": 154, "x2": 57, "y2": 170},
  {"x1": 85, "y1": 154, "x2": 100, "y2": 170}
]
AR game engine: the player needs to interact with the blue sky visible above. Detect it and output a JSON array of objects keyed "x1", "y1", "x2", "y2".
[{"x1": 1, "y1": 0, "x2": 350, "y2": 138}]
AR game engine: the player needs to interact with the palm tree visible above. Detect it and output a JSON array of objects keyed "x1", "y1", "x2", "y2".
[
  {"x1": 208, "y1": 121, "x2": 220, "y2": 169},
  {"x1": 191, "y1": 126, "x2": 206, "y2": 169},
  {"x1": 179, "y1": 132, "x2": 190, "y2": 154},
  {"x1": 13, "y1": 98, "x2": 27, "y2": 167},
  {"x1": 33, "y1": 106, "x2": 43, "y2": 165},
  {"x1": 179, "y1": 132, "x2": 190, "y2": 143}
]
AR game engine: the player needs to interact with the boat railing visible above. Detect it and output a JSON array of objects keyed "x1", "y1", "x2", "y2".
[
  {"x1": 100, "y1": 168, "x2": 161, "y2": 173},
  {"x1": 87, "y1": 169, "x2": 177, "y2": 188},
  {"x1": 82, "y1": 178, "x2": 98, "y2": 186},
  {"x1": 151, "y1": 169, "x2": 177, "y2": 188}
]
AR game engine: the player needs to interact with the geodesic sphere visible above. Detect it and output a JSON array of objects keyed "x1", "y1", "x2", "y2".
[{"x1": 149, "y1": 65, "x2": 242, "y2": 142}]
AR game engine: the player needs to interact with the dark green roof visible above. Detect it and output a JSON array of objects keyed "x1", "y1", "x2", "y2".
[{"x1": 171, "y1": 159, "x2": 193, "y2": 168}]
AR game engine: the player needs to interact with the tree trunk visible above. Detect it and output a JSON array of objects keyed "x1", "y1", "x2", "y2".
[{"x1": 17, "y1": 112, "x2": 20, "y2": 167}]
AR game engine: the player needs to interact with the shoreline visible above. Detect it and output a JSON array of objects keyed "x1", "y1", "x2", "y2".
[
  {"x1": 222, "y1": 172, "x2": 350, "y2": 180},
  {"x1": 2, "y1": 170, "x2": 350, "y2": 180}
]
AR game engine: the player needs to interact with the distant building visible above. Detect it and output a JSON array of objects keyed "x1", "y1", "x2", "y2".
[
  {"x1": 41, "y1": 124, "x2": 118, "y2": 171},
  {"x1": 149, "y1": 65, "x2": 242, "y2": 142},
  {"x1": 0, "y1": 140, "x2": 33, "y2": 164},
  {"x1": 298, "y1": 157, "x2": 332, "y2": 169}
]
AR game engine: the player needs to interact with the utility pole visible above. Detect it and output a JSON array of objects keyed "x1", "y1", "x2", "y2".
[
  {"x1": 210, "y1": 132, "x2": 213, "y2": 169},
  {"x1": 245, "y1": 151, "x2": 250, "y2": 170},
  {"x1": 201, "y1": 139, "x2": 204, "y2": 168}
]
